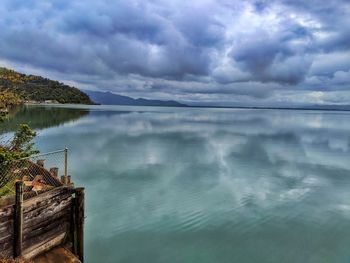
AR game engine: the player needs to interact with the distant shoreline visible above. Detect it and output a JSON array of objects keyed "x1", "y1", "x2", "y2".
[
  {"x1": 24, "y1": 102, "x2": 350, "y2": 112},
  {"x1": 188, "y1": 105, "x2": 350, "y2": 112}
]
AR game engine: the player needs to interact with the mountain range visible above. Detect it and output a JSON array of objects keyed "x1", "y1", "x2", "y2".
[
  {"x1": 82, "y1": 90, "x2": 187, "y2": 107},
  {"x1": 2, "y1": 67, "x2": 350, "y2": 111},
  {"x1": 0, "y1": 67, "x2": 188, "y2": 107}
]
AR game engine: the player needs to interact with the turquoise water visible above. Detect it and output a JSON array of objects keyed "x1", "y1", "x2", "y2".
[{"x1": 3, "y1": 105, "x2": 350, "y2": 262}]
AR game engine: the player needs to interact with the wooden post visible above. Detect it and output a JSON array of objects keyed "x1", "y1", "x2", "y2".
[
  {"x1": 14, "y1": 181, "x2": 24, "y2": 258},
  {"x1": 36, "y1": 159, "x2": 45, "y2": 167},
  {"x1": 61, "y1": 175, "x2": 68, "y2": 185},
  {"x1": 49, "y1": 167, "x2": 59, "y2": 177},
  {"x1": 75, "y1": 188, "x2": 85, "y2": 262},
  {"x1": 70, "y1": 196, "x2": 77, "y2": 255}
]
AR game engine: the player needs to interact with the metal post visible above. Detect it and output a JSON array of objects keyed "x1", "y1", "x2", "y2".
[
  {"x1": 64, "y1": 148, "x2": 68, "y2": 185},
  {"x1": 14, "y1": 181, "x2": 24, "y2": 258}
]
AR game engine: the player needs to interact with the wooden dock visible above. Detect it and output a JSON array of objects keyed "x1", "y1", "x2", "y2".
[
  {"x1": 0, "y1": 185, "x2": 85, "y2": 262},
  {"x1": 0, "y1": 150, "x2": 85, "y2": 262}
]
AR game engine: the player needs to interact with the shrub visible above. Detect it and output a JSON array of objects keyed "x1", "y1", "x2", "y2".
[{"x1": 0, "y1": 124, "x2": 38, "y2": 189}]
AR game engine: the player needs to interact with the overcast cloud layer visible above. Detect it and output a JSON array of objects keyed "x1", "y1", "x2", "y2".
[{"x1": 0, "y1": 0, "x2": 349, "y2": 106}]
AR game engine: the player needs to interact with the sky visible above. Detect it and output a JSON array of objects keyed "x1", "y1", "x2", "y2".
[{"x1": 0, "y1": 0, "x2": 349, "y2": 106}]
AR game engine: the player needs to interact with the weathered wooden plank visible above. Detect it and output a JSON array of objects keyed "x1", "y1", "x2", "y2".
[
  {"x1": 0, "y1": 235, "x2": 13, "y2": 251},
  {"x1": 0, "y1": 220, "x2": 13, "y2": 252},
  {"x1": 24, "y1": 196, "x2": 73, "y2": 228},
  {"x1": 24, "y1": 209, "x2": 70, "y2": 234},
  {"x1": 0, "y1": 206, "x2": 14, "y2": 218},
  {"x1": 24, "y1": 192, "x2": 72, "y2": 216},
  {"x1": 0, "y1": 233, "x2": 12, "y2": 244},
  {"x1": 23, "y1": 232, "x2": 66, "y2": 260},
  {"x1": 0, "y1": 239, "x2": 13, "y2": 254},
  {"x1": 0, "y1": 220, "x2": 13, "y2": 235},
  {"x1": 0, "y1": 247, "x2": 13, "y2": 257},
  {"x1": 23, "y1": 222, "x2": 68, "y2": 251},
  {"x1": 0, "y1": 220, "x2": 12, "y2": 230},
  {"x1": 24, "y1": 194, "x2": 72, "y2": 221},
  {"x1": 0, "y1": 213, "x2": 13, "y2": 225},
  {"x1": 0, "y1": 218, "x2": 12, "y2": 226},
  {"x1": 14, "y1": 181, "x2": 24, "y2": 258},
  {"x1": 24, "y1": 200, "x2": 72, "y2": 228},
  {"x1": 23, "y1": 186, "x2": 73, "y2": 211},
  {"x1": 24, "y1": 193, "x2": 71, "y2": 216},
  {"x1": 24, "y1": 215, "x2": 70, "y2": 240}
]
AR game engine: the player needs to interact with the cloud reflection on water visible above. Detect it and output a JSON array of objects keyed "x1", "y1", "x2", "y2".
[{"x1": 28, "y1": 106, "x2": 350, "y2": 262}]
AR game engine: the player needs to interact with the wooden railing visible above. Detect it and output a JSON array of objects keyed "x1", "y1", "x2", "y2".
[{"x1": 0, "y1": 183, "x2": 85, "y2": 261}]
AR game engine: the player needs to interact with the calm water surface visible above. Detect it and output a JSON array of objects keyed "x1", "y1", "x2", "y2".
[{"x1": 2, "y1": 105, "x2": 350, "y2": 263}]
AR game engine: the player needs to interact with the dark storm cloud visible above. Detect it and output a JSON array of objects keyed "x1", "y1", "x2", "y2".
[
  {"x1": 58, "y1": 1, "x2": 221, "y2": 78},
  {"x1": 0, "y1": 0, "x2": 349, "y2": 105},
  {"x1": 230, "y1": 33, "x2": 309, "y2": 85}
]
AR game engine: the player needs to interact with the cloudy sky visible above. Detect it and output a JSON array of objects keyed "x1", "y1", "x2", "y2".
[{"x1": 0, "y1": 0, "x2": 349, "y2": 106}]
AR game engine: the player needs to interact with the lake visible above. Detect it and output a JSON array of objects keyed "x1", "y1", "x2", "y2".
[{"x1": 2, "y1": 104, "x2": 350, "y2": 263}]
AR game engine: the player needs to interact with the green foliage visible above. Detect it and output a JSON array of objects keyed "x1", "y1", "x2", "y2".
[
  {"x1": 0, "y1": 90, "x2": 22, "y2": 122},
  {"x1": 0, "y1": 91, "x2": 21, "y2": 108},
  {"x1": 10, "y1": 124, "x2": 39, "y2": 156},
  {"x1": 0, "y1": 124, "x2": 39, "y2": 188},
  {"x1": 0, "y1": 67, "x2": 93, "y2": 104}
]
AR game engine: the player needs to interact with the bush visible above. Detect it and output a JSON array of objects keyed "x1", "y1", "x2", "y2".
[
  {"x1": 0, "y1": 91, "x2": 22, "y2": 122},
  {"x1": 0, "y1": 124, "x2": 38, "y2": 189}
]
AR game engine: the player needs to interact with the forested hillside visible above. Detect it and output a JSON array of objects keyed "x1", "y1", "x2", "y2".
[
  {"x1": 0, "y1": 91, "x2": 21, "y2": 108},
  {"x1": 0, "y1": 67, "x2": 93, "y2": 104}
]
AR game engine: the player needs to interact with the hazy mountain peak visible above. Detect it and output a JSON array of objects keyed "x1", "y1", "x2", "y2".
[{"x1": 82, "y1": 90, "x2": 187, "y2": 107}]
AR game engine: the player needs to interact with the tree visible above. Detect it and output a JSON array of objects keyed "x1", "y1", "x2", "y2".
[
  {"x1": 0, "y1": 90, "x2": 38, "y2": 194},
  {"x1": 0, "y1": 90, "x2": 22, "y2": 122},
  {"x1": 0, "y1": 124, "x2": 39, "y2": 188}
]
